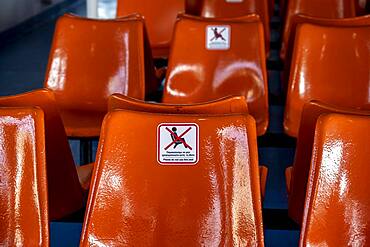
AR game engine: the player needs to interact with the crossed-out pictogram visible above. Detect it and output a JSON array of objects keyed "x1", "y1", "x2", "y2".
[
  {"x1": 210, "y1": 27, "x2": 226, "y2": 41},
  {"x1": 164, "y1": 127, "x2": 193, "y2": 150}
]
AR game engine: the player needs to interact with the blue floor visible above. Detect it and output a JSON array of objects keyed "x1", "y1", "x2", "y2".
[
  {"x1": 50, "y1": 222, "x2": 300, "y2": 247},
  {"x1": 0, "y1": 1, "x2": 85, "y2": 96},
  {"x1": 0, "y1": 1, "x2": 300, "y2": 246}
]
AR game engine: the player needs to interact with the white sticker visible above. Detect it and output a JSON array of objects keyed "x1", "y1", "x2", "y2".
[
  {"x1": 157, "y1": 123, "x2": 199, "y2": 165},
  {"x1": 206, "y1": 25, "x2": 231, "y2": 50},
  {"x1": 226, "y1": 0, "x2": 243, "y2": 2}
]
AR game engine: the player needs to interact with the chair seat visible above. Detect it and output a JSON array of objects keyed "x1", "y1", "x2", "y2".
[
  {"x1": 44, "y1": 14, "x2": 154, "y2": 138},
  {"x1": 0, "y1": 107, "x2": 49, "y2": 246},
  {"x1": 80, "y1": 110, "x2": 265, "y2": 246},
  {"x1": 284, "y1": 23, "x2": 370, "y2": 137},
  {"x1": 300, "y1": 113, "x2": 370, "y2": 246},
  {"x1": 0, "y1": 89, "x2": 84, "y2": 220},
  {"x1": 287, "y1": 101, "x2": 370, "y2": 224},
  {"x1": 116, "y1": 0, "x2": 185, "y2": 59},
  {"x1": 162, "y1": 14, "x2": 269, "y2": 136},
  {"x1": 281, "y1": 0, "x2": 356, "y2": 62},
  {"x1": 60, "y1": 109, "x2": 106, "y2": 138}
]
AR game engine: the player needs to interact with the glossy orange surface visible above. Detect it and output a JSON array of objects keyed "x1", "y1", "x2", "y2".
[
  {"x1": 108, "y1": 94, "x2": 269, "y2": 196},
  {"x1": 109, "y1": 93, "x2": 248, "y2": 114},
  {"x1": 284, "y1": 23, "x2": 370, "y2": 137},
  {"x1": 281, "y1": 0, "x2": 356, "y2": 61},
  {"x1": 0, "y1": 108, "x2": 49, "y2": 246},
  {"x1": 281, "y1": 15, "x2": 370, "y2": 86},
  {"x1": 0, "y1": 89, "x2": 83, "y2": 220},
  {"x1": 163, "y1": 14, "x2": 269, "y2": 136},
  {"x1": 300, "y1": 114, "x2": 370, "y2": 246},
  {"x1": 191, "y1": 0, "x2": 270, "y2": 54},
  {"x1": 44, "y1": 14, "x2": 157, "y2": 137},
  {"x1": 287, "y1": 101, "x2": 370, "y2": 224},
  {"x1": 80, "y1": 110, "x2": 264, "y2": 246},
  {"x1": 116, "y1": 0, "x2": 185, "y2": 58}
]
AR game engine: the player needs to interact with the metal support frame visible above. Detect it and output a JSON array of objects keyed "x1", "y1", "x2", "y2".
[{"x1": 79, "y1": 138, "x2": 94, "y2": 165}]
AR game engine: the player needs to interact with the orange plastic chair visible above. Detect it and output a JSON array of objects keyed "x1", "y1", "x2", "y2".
[
  {"x1": 116, "y1": 0, "x2": 185, "y2": 58},
  {"x1": 281, "y1": 14, "x2": 370, "y2": 87},
  {"x1": 80, "y1": 110, "x2": 264, "y2": 246},
  {"x1": 44, "y1": 14, "x2": 157, "y2": 138},
  {"x1": 285, "y1": 101, "x2": 370, "y2": 224},
  {"x1": 108, "y1": 94, "x2": 268, "y2": 198},
  {"x1": 190, "y1": 0, "x2": 270, "y2": 54},
  {"x1": 163, "y1": 14, "x2": 269, "y2": 136},
  {"x1": 0, "y1": 107, "x2": 49, "y2": 246},
  {"x1": 281, "y1": 0, "x2": 356, "y2": 61},
  {"x1": 300, "y1": 113, "x2": 370, "y2": 246},
  {"x1": 109, "y1": 94, "x2": 268, "y2": 197},
  {"x1": 0, "y1": 89, "x2": 84, "y2": 220},
  {"x1": 284, "y1": 23, "x2": 370, "y2": 137},
  {"x1": 109, "y1": 94, "x2": 248, "y2": 114}
]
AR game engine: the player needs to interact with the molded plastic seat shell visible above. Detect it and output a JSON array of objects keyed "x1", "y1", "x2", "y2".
[
  {"x1": 109, "y1": 94, "x2": 248, "y2": 114},
  {"x1": 281, "y1": 14, "x2": 370, "y2": 88},
  {"x1": 281, "y1": 0, "x2": 356, "y2": 61},
  {"x1": 0, "y1": 89, "x2": 83, "y2": 220},
  {"x1": 0, "y1": 108, "x2": 49, "y2": 246},
  {"x1": 44, "y1": 14, "x2": 157, "y2": 137},
  {"x1": 116, "y1": 0, "x2": 185, "y2": 58},
  {"x1": 284, "y1": 23, "x2": 370, "y2": 137},
  {"x1": 163, "y1": 14, "x2": 269, "y2": 136},
  {"x1": 300, "y1": 114, "x2": 370, "y2": 246},
  {"x1": 191, "y1": 0, "x2": 270, "y2": 54},
  {"x1": 80, "y1": 110, "x2": 264, "y2": 246},
  {"x1": 108, "y1": 94, "x2": 269, "y2": 197},
  {"x1": 287, "y1": 101, "x2": 370, "y2": 224}
]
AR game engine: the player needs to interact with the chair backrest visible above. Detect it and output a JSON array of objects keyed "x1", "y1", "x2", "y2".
[
  {"x1": 116, "y1": 0, "x2": 185, "y2": 58},
  {"x1": 44, "y1": 14, "x2": 156, "y2": 113},
  {"x1": 288, "y1": 100, "x2": 370, "y2": 224},
  {"x1": 282, "y1": 0, "x2": 356, "y2": 61},
  {"x1": 163, "y1": 14, "x2": 268, "y2": 135},
  {"x1": 0, "y1": 89, "x2": 83, "y2": 220},
  {"x1": 300, "y1": 113, "x2": 370, "y2": 246},
  {"x1": 0, "y1": 107, "x2": 49, "y2": 246},
  {"x1": 284, "y1": 23, "x2": 370, "y2": 137},
  {"x1": 189, "y1": 0, "x2": 270, "y2": 53},
  {"x1": 109, "y1": 94, "x2": 248, "y2": 114},
  {"x1": 80, "y1": 110, "x2": 264, "y2": 246},
  {"x1": 281, "y1": 14, "x2": 370, "y2": 84}
]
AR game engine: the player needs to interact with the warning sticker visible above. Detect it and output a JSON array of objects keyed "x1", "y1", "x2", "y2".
[
  {"x1": 206, "y1": 25, "x2": 231, "y2": 50},
  {"x1": 157, "y1": 123, "x2": 199, "y2": 165}
]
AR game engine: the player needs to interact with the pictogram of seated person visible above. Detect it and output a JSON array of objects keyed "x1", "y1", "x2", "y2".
[
  {"x1": 170, "y1": 127, "x2": 189, "y2": 149},
  {"x1": 211, "y1": 27, "x2": 226, "y2": 41}
]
